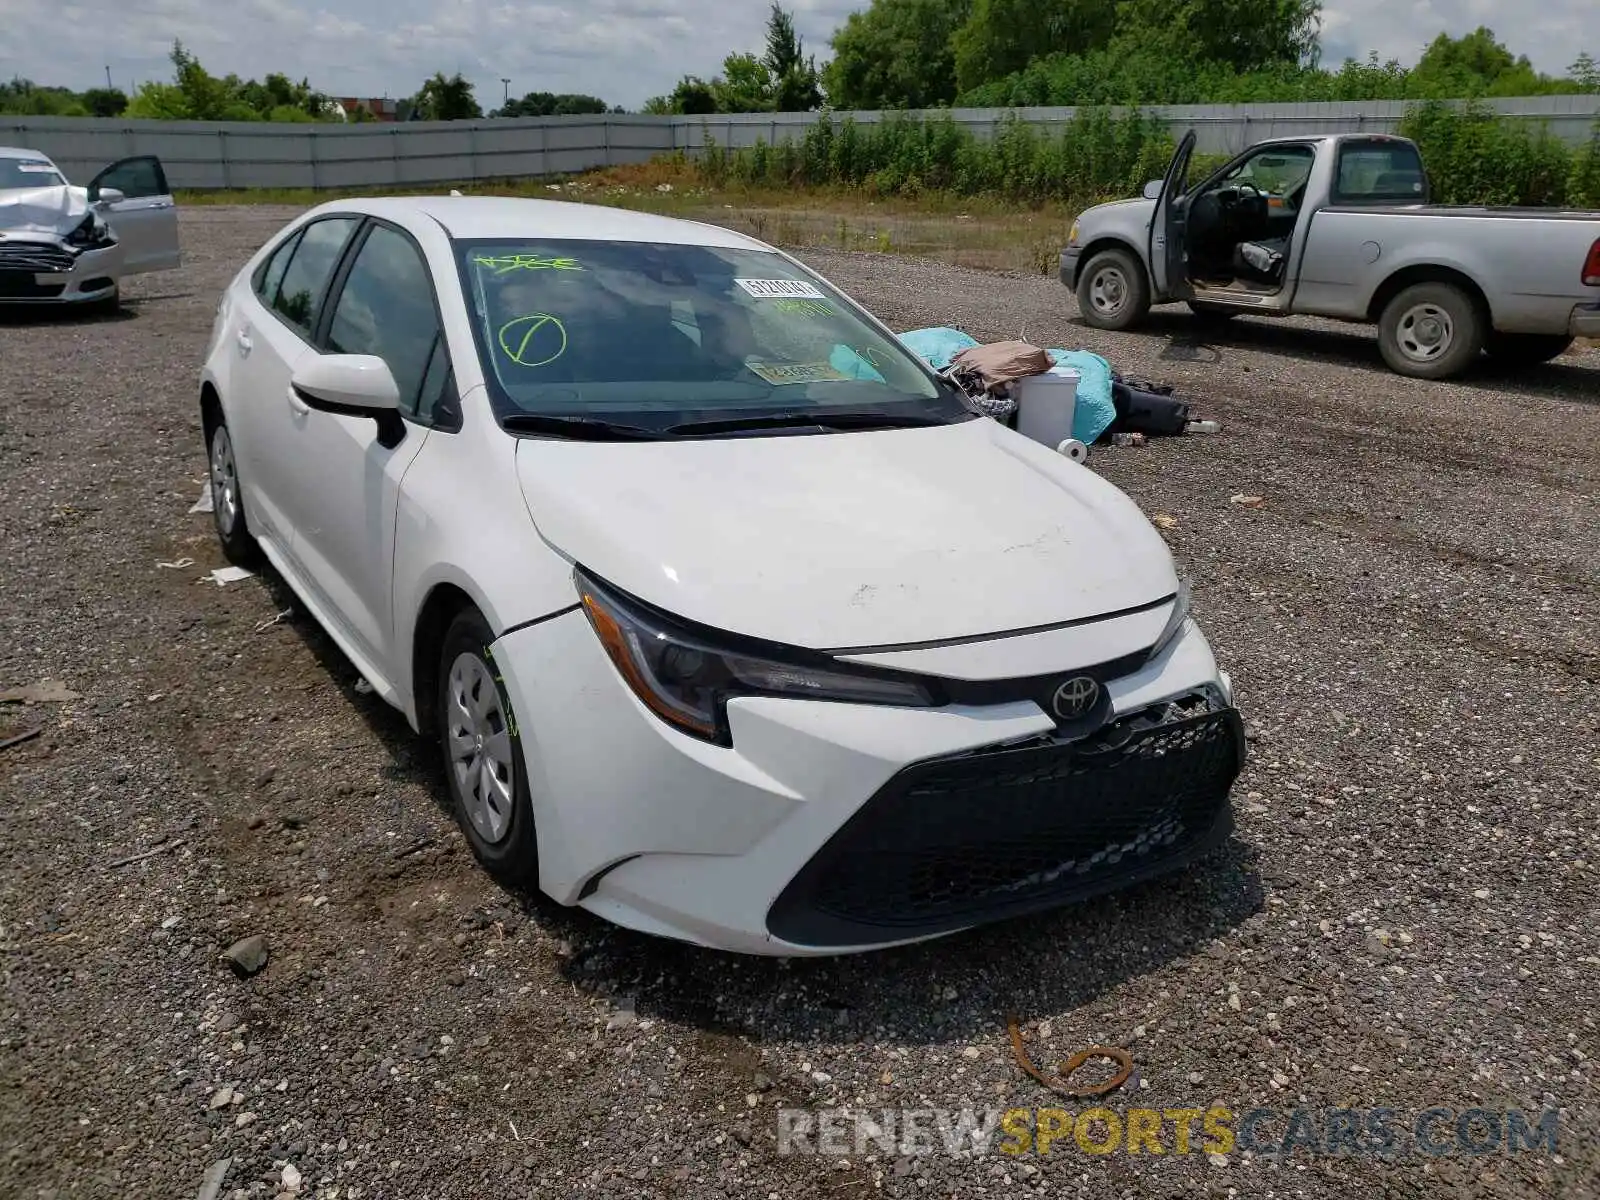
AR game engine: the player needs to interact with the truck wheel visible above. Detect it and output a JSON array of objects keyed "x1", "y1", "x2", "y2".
[
  {"x1": 1377, "y1": 282, "x2": 1484, "y2": 380},
  {"x1": 1186, "y1": 300, "x2": 1238, "y2": 323},
  {"x1": 1483, "y1": 332, "x2": 1574, "y2": 365},
  {"x1": 1076, "y1": 248, "x2": 1150, "y2": 331}
]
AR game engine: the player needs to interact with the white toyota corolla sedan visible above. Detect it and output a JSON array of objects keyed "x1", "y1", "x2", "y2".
[{"x1": 199, "y1": 195, "x2": 1244, "y2": 955}]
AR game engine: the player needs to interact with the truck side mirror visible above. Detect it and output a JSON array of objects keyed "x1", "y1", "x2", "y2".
[{"x1": 1142, "y1": 180, "x2": 1162, "y2": 200}]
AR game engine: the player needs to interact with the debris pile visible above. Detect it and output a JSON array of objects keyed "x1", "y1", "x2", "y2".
[{"x1": 896, "y1": 326, "x2": 1222, "y2": 460}]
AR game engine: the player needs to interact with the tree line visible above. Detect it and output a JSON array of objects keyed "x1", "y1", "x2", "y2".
[
  {"x1": 0, "y1": 44, "x2": 613, "y2": 123},
  {"x1": 2, "y1": 3, "x2": 1595, "y2": 123},
  {"x1": 823, "y1": 1, "x2": 1597, "y2": 110}
]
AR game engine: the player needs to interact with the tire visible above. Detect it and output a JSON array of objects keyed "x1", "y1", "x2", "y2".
[
  {"x1": 1186, "y1": 300, "x2": 1238, "y2": 322},
  {"x1": 1076, "y1": 248, "x2": 1151, "y2": 331},
  {"x1": 1483, "y1": 331, "x2": 1573, "y2": 365},
  {"x1": 436, "y1": 607, "x2": 539, "y2": 888},
  {"x1": 1377, "y1": 282, "x2": 1485, "y2": 380},
  {"x1": 205, "y1": 412, "x2": 261, "y2": 566},
  {"x1": 85, "y1": 285, "x2": 120, "y2": 317}
]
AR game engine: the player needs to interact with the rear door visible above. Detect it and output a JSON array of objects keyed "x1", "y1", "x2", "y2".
[
  {"x1": 88, "y1": 156, "x2": 180, "y2": 273},
  {"x1": 1149, "y1": 129, "x2": 1197, "y2": 299}
]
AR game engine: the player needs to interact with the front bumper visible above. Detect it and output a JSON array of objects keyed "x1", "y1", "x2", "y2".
[
  {"x1": 0, "y1": 239, "x2": 123, "y2": 304},
  {"x1": 1059, "y1": 248, "x2": 1082, "y2": 290},
  {"x1": 1571, "y1": 303, "x2": 1600, "y2": 339},
  {"x1": 493, "y1": 607, "x2": 1243, "y2": 956}
]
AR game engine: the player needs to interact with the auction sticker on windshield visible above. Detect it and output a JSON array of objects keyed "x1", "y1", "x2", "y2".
[
  {"x1": 747, "y1": 361, "x2": 851, "y2": 386},
  {"x1": 735, "y1": 278, "x2": 826, "y2": 300}
]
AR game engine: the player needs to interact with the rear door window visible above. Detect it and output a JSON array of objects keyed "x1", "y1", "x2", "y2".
[{"x1": 253, "y1": 230, "x2": 301, "y2": 304}]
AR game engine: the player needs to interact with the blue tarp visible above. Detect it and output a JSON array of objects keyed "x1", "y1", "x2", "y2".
[
  {"x1": 896, "y1": 326, "x2": 978, "y2": 372},
  {"x1": 895, "y1": 328, "x2": 1117, "y2": 445}
]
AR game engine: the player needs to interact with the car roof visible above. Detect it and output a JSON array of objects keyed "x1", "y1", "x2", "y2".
[
  {"x1": 312, "y1": 194, "x2": 774, "y2": 251},
  {"x1": 0, "y1": 146, "x2": 57, "y2": 162}
]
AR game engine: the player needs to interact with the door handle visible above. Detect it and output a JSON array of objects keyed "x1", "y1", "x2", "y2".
[
  {"x1": 287, "y1": 386, "x2": 310, "y2": 416},
  {"x1": 235, "y1": 328, "x2": 251, "y2": 356}
]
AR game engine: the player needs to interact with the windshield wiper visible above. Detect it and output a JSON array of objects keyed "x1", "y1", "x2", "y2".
[
  {"x1": 665, "y1": 411, "x2": 958, "y2": 436},
  {"x1": 500, "y1": 413, "x2": 671, "y2": 441}
]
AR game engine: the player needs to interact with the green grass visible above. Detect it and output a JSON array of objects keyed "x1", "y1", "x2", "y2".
[{"x1": 175, "y1": 159, "x2": 1090, "y2": 275}]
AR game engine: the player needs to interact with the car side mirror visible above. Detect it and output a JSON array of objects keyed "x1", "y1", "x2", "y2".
[
  {"x1": 290, "y1": 354, "x2": 406, "y2": 448},
  {"x1": 91, "y1": 186, "x2": 126, "y2": 206},
  {"x1": 1143, "y1": 180, "x2": 1163, "y2": 200}
]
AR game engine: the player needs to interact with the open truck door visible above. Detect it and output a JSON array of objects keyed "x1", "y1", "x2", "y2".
[
  {"x1": 89, "y1": 156, "x2": 180, "y2": 275},
  {"x1": 1147, "y1": 129, "x2": 1196, "y2": 301}
]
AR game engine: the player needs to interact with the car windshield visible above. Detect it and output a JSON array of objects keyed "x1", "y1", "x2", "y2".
[
  {"x1": 0, "y1": 158, "x2": 66, "y2": 190},
  {"x1": 453, "y1": 237, "x2": 974, "y2": 432}
]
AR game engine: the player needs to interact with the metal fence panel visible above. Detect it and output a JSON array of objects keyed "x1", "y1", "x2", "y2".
[{"x1": 2, "y1": 96, "x2": 1596, "y2": 190}]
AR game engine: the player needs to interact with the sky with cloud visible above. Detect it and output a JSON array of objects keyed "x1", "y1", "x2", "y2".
[{"x1": 0, "y1": 0, "x2": 1593, "y2": 110}]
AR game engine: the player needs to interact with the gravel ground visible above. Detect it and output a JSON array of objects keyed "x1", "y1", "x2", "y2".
[{"x1": 2, "y1": 205, "x2": 1597, "y2": 1200}]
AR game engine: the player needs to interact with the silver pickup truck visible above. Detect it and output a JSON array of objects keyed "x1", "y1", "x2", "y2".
[{"x1": 1059, "y1": 130, "x2": 1600, "y2": 379}]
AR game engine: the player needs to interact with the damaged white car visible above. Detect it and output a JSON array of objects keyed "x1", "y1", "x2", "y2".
[
  {"x1": 201, "y1": 196, "x2": 1245, "y2": 955},
  {"x1": 0, "y1": 147, "x2": 181, "y2": 310}
]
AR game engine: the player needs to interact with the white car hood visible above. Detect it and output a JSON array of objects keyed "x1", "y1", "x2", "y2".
[
  {"x1": 515, "y1": 417, "x2": 1178, "y2": 650},
  {"x1": 0, "y1": 184, "x2": 90, "y2": 238}
]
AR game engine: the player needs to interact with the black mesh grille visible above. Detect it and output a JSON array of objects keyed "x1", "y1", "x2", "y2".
[
  {"x1": 768, "y1": 707, "x2": 1243, "y2": 946},
  {"x1": 0, "y1": 273, "x2": 67, "y2": 299},
  {"x1": 0, "y1": 243, "x2": 76, "y2": 273}
]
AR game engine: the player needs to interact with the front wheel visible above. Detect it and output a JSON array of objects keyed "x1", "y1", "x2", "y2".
[
  {"x1": 1377, "y1": 282, "x2": 1484, "y2": 380},
  {"x1": 1076, "y1": 248, "x2": 1151, "y2": 331},
  {"x1": 1483, "y1": 332, "x2": 1573, "y2": 365},
  {"x1": 437, "y1": 607, "x2": 540, "y2": 888},
  {"x1": 88, "y1": 284, "x2": 120, "y2": 317}
]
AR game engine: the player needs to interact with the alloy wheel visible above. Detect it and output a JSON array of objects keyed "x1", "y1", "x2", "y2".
[{"x1": 210, "y1": 425, "x2": 240, "y2": 537}]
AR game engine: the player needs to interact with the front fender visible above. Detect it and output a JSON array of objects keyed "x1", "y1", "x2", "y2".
[{"x1": 391, "y1": 393, "x2": 585, "y2": 724}]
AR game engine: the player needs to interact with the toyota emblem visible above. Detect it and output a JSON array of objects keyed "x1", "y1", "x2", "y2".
[{"x1": 1050, "y1": 675, "x2": 1100, "y2": 721}]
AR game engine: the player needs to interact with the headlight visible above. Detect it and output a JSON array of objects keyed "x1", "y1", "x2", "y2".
[
  {"x1": 1146, "y1": 578, "x2": 1192, "y2": 662},
  {"x1": 575, "y1": 568, "x2": 937, "y2": 744},
  {"x1": 65, "y1": 211, "x2": 111, "y2": 249},
  {"x1": 1067, "y1": 220, "x2": 1080, "y2": 247}
]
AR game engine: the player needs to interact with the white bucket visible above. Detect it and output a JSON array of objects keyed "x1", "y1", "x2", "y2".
[{"x1": 1012, "y1": 369, "x2": 1081, "y2": 451}]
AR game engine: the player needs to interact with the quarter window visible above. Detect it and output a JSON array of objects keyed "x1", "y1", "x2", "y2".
[
  {"x1": 254, "y1": 230, "x2": 300, "y2": 304},
  {"x1": 270, "y1": 216, "x2": 360, "y2": 337},
  {"x1": 325, "y1": 223, "x2": 447, "y2": 419}
]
